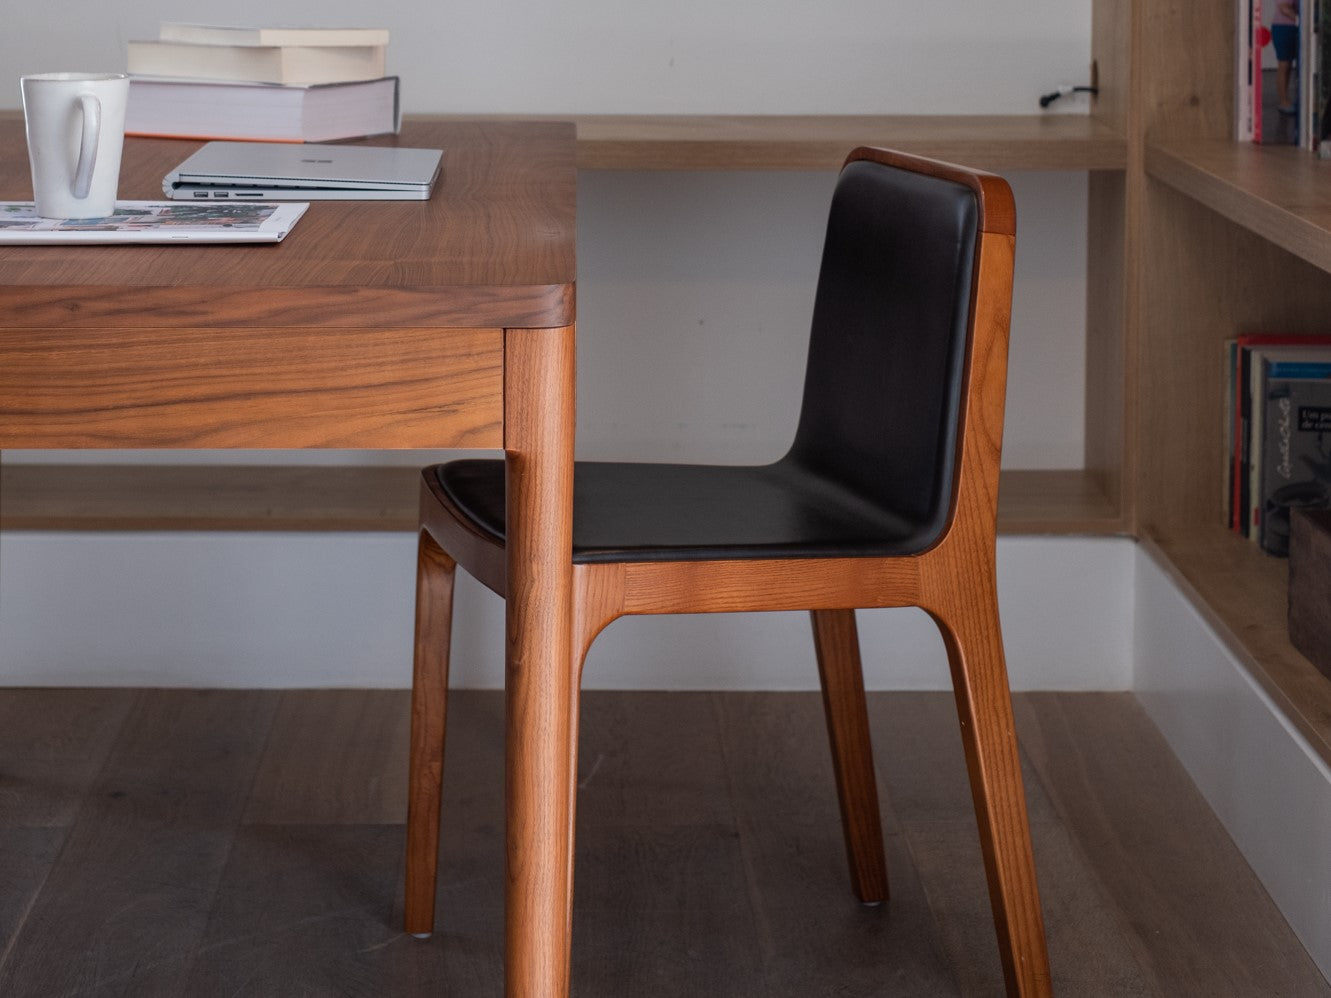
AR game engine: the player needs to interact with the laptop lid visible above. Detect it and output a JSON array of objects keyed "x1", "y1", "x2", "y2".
[{"x1": 163, "y1": 141, "x2": 442, "y2": 199}]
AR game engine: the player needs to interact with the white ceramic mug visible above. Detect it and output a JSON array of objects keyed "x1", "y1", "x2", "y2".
[{"x1": 21, "y1": 73, "x2": 129, "y2": 219}]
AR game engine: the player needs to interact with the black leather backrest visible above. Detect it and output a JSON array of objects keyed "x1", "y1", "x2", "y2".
[{"x1": 785, "y1": 158, "x2": 980, "y2": 548}]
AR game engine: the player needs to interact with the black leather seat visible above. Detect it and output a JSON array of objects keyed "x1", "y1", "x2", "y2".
[
  {"x1": 403, "y1": 147, "x2": 1051, "y2": 996},
  {"x1": 437, "y1": 459, "x2": 927, "y2": 561},
  {"x1": 435, "y1": 158, "x2": 975, "y2": 564}
]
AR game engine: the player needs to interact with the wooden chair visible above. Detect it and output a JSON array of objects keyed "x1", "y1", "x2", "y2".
[{"x1": 403, "y1": 146, "x2": 1051, "y2": 996}]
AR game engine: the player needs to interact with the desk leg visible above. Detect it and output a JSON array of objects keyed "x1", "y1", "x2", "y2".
[{"x1": 503, "y1": 325, "x2": 577, "y2": 998}]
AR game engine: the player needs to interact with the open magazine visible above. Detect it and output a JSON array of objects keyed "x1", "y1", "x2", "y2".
[{"x1": 0, "y1": 200, "x2": 307, "y2": 244}]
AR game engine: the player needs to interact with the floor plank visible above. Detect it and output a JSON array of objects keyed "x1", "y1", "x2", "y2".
[
  {"x1": 1014, "y1": 691, "x2": 1331, "y2": 997},
  {"x1": 0, "y1": 689, "x2": 136, "y2": 827},
  {"x1": 0, "y1": 688, "x2": 1321, "y2": 997},
  {"x1": 716, "y1": 691, "x2": 962, "y2": 995},
  {"x1": 0, "y1": 690, "x2": 277, "y2": 996},
  {"x1": 245, "y1": 689, "x2": 411, "y2": 825},
  {"x1": 185, "y1": 824, "x2": 455, "y2": 997}
]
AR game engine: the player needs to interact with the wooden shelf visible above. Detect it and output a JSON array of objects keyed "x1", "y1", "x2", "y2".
[
  {"x1": 1146, "y1": 140, "x2": 1331, "y2": 275},
  {"x1": 997, "y1": 469, "x2": 1126, "y2": 534},
  {"x1": 2, "y1": 108, "x2": 1125, "y2": 174},
  {"x1": 418, "y1": 112, "x2": 1126, "y2": 172},
  {"x1": 1144, "y1": 526, "x2": 1331, "y2": 768},
  {"x1": 0, "y1": 465, "x2": 422, "y2": 532},
  {"x1": 567, "y1": 114, "x2": 1127, "y2": 172},
  {"x1": 0, "y1": 464, "x2": 1123, "y2": 535}
]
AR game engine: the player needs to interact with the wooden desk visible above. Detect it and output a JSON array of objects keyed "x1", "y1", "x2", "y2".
[{"x1": 0, "y1": 119, "x2": 579, "y2": 996}]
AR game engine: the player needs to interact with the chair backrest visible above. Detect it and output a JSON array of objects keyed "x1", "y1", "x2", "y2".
[{"x1": 785, "y1": 147, "x2": 1015, "y2": 553}]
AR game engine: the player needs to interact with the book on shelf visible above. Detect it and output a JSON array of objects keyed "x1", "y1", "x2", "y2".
[
  {"x1": 127, "y1": 38, "x2": 386, "y2": 85},
  {"x1": 1255, "y1": 359, "x2": 1331, "y2": 555},
  {"x1": 125, "y1": 76, "x2": 400, "y2": 143},
  {"x1": 1238, "y1": 0, "x2": 1258, "y2": 141},
  {"x1": 1223, "y1": 338, "x2": 1238, "y2": 523},
  {"x1": 1246, "y1": 0, "x2": 1327, "y2": 148},
  {"x1": 1225, "y1": 334, "x2": 1331, "y2": 551},
  {"x1": 158, "y1": 23, "x2": 390, "y2": 48},
  {"x1": 1314, "y1": 0, "x2": 1330, "y2": 153},
  {"x1": 1229, "y1": 335, "x2": 1307, "y2": 533}
]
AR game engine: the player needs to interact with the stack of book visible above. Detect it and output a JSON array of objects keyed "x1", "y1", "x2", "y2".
[
  {"x1": 124, "y1": 22, "x2": 399, "y2": 143},
  {"x1": 1223, "y1": 333, "x2": 1331, "y2": 555}
]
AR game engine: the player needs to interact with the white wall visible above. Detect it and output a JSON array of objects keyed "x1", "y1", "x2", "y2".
[{"x1": 3, "y1": 2, "x2": 1094, "y2": 116}]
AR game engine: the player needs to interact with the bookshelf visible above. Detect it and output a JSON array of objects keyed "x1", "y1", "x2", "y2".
[{"x1": 1124, "y1": 0, "x2": 1331, "y2": 764}]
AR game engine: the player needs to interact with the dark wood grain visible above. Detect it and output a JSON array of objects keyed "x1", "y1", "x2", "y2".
[
  {"x1": 0, "y1": 324, "x2": 503, "y2": 449},
  {"x1": 0, "y1": 690, "x2": 277, "y2": 996},
  {"x1": 0, "y1": 688, "x2": 136, "y2": 826},
  {"x1": 0, "y1": 689, "x2": 1324, "y2": 996},
  {"x1": 716, "y1": 692, "x2": 960, "y2": 996},
  {"x1": 0, "y1": 119, "x2": 577, "y2": 331},
  {"x1": 184, "y1": 824, "x2": 459, "y2": 998},
  {"x1": 0, "y1": 828, "x2": 65, "y2": 975},
  {"x1": 245, "y1": 689, "x2": 412, "y2": 825},
  {"x1": 574, "y1": 691, "x2": 733, "y2": 827}
]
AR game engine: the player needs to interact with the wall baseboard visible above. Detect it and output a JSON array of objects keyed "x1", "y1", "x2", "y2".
[{"x1": 1134, "y1": 547, "x2": 1331, "y2": 983}]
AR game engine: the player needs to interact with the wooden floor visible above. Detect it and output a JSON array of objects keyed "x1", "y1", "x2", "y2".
[{"x1": 0, "y1": 687, "x2": 1325, "y2": 997}]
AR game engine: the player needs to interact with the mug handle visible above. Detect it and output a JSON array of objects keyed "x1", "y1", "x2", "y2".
[{"x1": 71, "y1": 93, "x2": 101, "y2": 200}]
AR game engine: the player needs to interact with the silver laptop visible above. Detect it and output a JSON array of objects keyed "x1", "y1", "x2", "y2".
[{"x1": 163, "y1": 141, "x2": 442, "y2": 201}]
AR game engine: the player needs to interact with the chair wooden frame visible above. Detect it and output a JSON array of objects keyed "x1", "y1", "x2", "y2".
[{"x1": 404, "y1": 146, "x2": 1050, "y2": 997}]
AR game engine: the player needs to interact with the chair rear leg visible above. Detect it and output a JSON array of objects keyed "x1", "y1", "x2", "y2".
[
  {"x1": 810, "y1": 609, "x2": 888, "y2": 904},
  {"x1": 404, "y1": 530, "x2": 458, "y2": 937},
  {"x1": 932, "y1": 600, "x2": 1051, "y2": 997}
]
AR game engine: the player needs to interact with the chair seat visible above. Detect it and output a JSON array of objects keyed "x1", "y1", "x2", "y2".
[{"x1": 433, "y1": 458, "x2": 931, "y2": 564}]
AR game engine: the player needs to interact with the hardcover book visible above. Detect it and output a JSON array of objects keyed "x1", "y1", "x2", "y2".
[
  {"x1": 127, "y1": 39, "x2": 386, "y2": 86},
  {"x1": 158, "y1": 23, "x2": 390, "y2": 48},
  {"x1": 125, "y1": 75, "x2": 400, "y2": 143},
  {"x1": 1227, "y1": 334, "x2": 1331, "y2": 535},
  {"x1": 1257, "y1": 365, "x2": 1331, "y2": 554},
  {"x1": 1239, "y1": 0, "x2": 1257, "y2": 140}
]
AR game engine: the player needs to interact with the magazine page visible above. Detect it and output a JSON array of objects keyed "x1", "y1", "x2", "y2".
[{"x1": 0, "y1": 200, "x2": 308, "y2": 244}]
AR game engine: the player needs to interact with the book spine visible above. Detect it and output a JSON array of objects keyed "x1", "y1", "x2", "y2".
[
  {"x1": 1240, "y1": 0, "x2": 1256, "y2": 140},
  {"x1": 1258, "y1": 376, "x2": 1331, "y2": 554},
  {"x1": 1255, "y1": 0, "x2": 1265, "y2": 143}
]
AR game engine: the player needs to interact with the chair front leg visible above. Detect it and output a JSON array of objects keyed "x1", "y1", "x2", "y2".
[
  {"x1": 811, "y1": 608, "x2": 888, "y2": 904},
  {"x1": 931, "y1": 596, "x2": 1051, "y2": 998},
  {"x1": 503, "y1": 324, "x2": 578, "y2": 998},
  {"x1": 404, "y1": 529, "x2": 458, "y2": 937}
]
